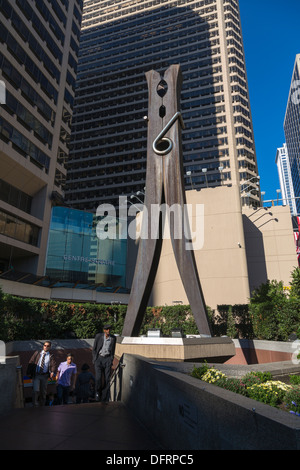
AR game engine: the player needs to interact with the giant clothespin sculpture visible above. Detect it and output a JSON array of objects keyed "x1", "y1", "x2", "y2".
[{"x1": 122, "y1": 65, "x2": 211, "y2": 337}]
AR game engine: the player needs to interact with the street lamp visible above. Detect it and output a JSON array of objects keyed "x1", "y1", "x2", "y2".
[
  {"x1": 240, "y1": 175, "x2": 260, "y2": 193},
  {"x1": 276, "y1": 189, "x2": 281, "y2": 205},
  {"x1": 218, "y1": 165, "x2": 224, "y2": 185},
  {"x1": 121, "y1": 198, "x2": 142, "y2": 212},
  {"x1": 202, "y1": 168, "x2": 208, "y2": 188},
  {"x1": 261, "y1": 191, "x2": 266, "y2": 207},
  {"x1": 186, "y1": 170, "x2": 194, "y2": 189},
  {"x1": 243, "y1": 191, "x2": 252, "y2": 205},
  {"x1": 241, "y1": 188, "x2": 258, "y2": 207},
  {"x1": 243, "y1": 175, "x2": 260, "y2": 185},
  {"x1": 130, "y1": 194, "x2": 144, "y2": 204}
]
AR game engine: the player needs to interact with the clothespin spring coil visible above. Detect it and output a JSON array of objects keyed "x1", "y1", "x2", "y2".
[{"x1": 152, "y1": 111, "x2": 185, "y2": 156}]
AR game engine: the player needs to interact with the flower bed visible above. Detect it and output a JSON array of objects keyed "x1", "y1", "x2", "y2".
[{"x1": 191, "y1": 363, "x2": 300, "y2": 416}]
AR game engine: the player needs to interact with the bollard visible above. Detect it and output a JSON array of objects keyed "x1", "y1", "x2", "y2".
[{"x1": 0, "y1": 340, "x2": 6, "y2": 364}]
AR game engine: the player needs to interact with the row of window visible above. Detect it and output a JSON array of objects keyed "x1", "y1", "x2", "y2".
[
  {"x1": 0, "y1": 52, "x2": 56, "y2": 125},
  {"x1": 0, "y1": 209, "x2": 39, "y2": 247},
  {"x1": 0, "y1": 22, "x2": 59, "y2": 103},
  {"x1": 0, "y1": 0, "x2": 61, "y2": 82},
  {"x1": 0, "y1": 178, "x2": 32, "y2": 215},
  {"x1": 78, "y1": 39, "x2": 221, "y2": 76},
  {"x1": 0, "y1": 116, "x2": 50, "y2": 172},
  {"x1": 83, "y1": 2, "x2": 217, "y2": 31},
  {"x1": 16, "y1": 0, "x2": 64, "y2": 63},
  {"x1": 4, "y1": 90, "x2": 53, "y2": 148},
  {"x1": 80, "y1": 14, "x2": 217, "y2": 58},
  {"x1": 33, "y1": 0, "x2": 65, "y2": 46}
]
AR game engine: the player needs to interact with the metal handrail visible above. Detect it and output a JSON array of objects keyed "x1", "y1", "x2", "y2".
[
  {"x1": 109, "y1": 355, "x2": 125, "y2": 402},
  {"x1": 16, "y1": 365, "x2": 25, "y2": 408}
]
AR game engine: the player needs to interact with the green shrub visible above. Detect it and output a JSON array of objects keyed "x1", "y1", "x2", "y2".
[
  {"x1": 247, "y1": 381, "x2": 292, "y2": 407},
  {"x1": 190, "y1": 367, "x2": 296, "y2": 410},
  {"x1": 242, "y1": 371, "x2": 273, "y2": 387},
  {"x1": 140, "y1": 305, "x2": 199, "y2": 337},
  {"x1": 226, "y1": 306, "x2": 237, "y2": 338},
  {"x1": 191, "y1": 362, "x2": 210, "y2": 380},
  {"x1": 249, "y1": 278, "x2": 300, "y2": 341},
  {"x1": 290, "y1": 267, "x2": 300, "y2": 298},
  {"x1": 212, "y1": 304, "x2": 253, "y2": 338},
  {"x1": 289, "y1": 375, "x2": 300, "y2": 386},
  {"x1": 1, "y1": 267, "x2": 300, "y2": 342},
  {"x1": 0, "y1": 296, "x2": 127, "y2": 341},
  {"x1": 215, "y1": 377, "x2": 248, "y2": 396},
  {"x1": 284, "y1": 386, "x2": 300, "y2": 416},
  {"x1": 0, "y1": 296, "x2": 205, "y2": 341}
]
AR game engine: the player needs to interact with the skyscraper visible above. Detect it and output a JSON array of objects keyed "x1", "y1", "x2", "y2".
[
  {"x1": 0, "y1": 0, "x2": 83, "y2": 276},
  {"x1": 65, "y1": 0, "x2": 259, "y2": 212},
  {"x1": 276, "y1": 143, "x2": 297, "y2": 216},
  {"x1": 284, "y1": 54, "x2": 300, "y2": 214}
]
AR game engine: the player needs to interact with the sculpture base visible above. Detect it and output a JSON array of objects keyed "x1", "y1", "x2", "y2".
[{"x1": 115, "y1": 336, "x2": 235, "y2": 363}]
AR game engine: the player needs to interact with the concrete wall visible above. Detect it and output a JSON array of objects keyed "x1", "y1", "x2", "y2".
[
  {"x1": 151, "y1": 186, "x2": 250, "y2": 310},
  {"x1": 227, "y1": 339, "x2": 299, "y2": 365},
  {"x1": 0, "y1": 356, "x2": 21, "y2": 415},
  {"x1": 120, "y1": 354, "x2": 300, "y2": 450},
  {"x1": 0, "y1": 278, "x2": 129, "y2": 305},
  {"x1": 243, "y1": 205, "x2": 297, "y2": 294},
  {"x1": 150, "y1": 187, "x2": 297, "y2": 310},
  {"x1": 0, "y1": 279, "x2": 51, "y2": 300}
]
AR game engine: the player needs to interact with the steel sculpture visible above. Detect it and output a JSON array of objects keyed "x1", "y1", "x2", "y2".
[{"x1": 122, "y1": 64, "x2": 211, "y2": 337}]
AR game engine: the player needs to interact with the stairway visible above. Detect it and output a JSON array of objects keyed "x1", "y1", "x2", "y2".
[{"x1": 0, "y1": 401, "x2": 161, "y2": 450}]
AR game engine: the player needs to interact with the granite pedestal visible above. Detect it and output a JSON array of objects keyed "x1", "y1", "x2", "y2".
[{"x1": 115, "y1": 336, "x2": 235, "y2": 363}]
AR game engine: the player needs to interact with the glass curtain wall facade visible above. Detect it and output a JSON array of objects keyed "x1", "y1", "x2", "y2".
[
  {"x1": 284, "y1": 54, "x2": 300, "y2": 214},
  {"x1": 0, "y1": 0, "x2": 83, "y2": 275},
  {"x1": 46, "y1": 206, "x2": 127, "y2": 290},
  {"x1": 65, "y1": 0, "x2": 260, "y2": 212}
]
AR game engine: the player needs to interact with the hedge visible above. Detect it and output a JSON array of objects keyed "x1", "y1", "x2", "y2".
[
  {"x1": 0, "y1": 276, "x2": 300, "y2": 342},
  {"x1": 0, "y1": 291, "x2": 202, "y2": 342}
]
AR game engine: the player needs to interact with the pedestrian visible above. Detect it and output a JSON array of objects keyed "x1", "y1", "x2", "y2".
[
  {"x1": 92, "y1": 324, "x2": 116, "y2": 402},
  {"x1": 75, "y1": 363, "x2": 95, "y2": 404},
  {"x1": 56, "y1": 353, "x2": 77, "y2": 405},
  {"x1": 27, "y1": 341, "x2": 56, "y2": 407}
]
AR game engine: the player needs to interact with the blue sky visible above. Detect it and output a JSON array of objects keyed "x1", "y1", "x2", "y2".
[{"x1": 239, "y1": 0, "x2": 300, "y2": 201}]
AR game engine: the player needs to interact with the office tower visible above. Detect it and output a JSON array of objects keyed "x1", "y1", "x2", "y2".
[
  {"x1": 284, "y1": 54, "x2": 300, "y2": 214},
  {"x1": 276, "y1": 144, "x2": 297, "y2": 216},
  {"x1": 65, "y1": 0, "x2": 259, "y2": 212},
  {"x1": 0, "y1": 0, "x2": 83, "y2": 275}
]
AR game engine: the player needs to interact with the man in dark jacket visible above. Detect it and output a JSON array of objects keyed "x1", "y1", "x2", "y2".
[
  {"x1": 92, "y1": 324, "x2": 116, "y2": 402},
  {"x1": 27, "y1": 341, "x2": 56, "y2": 406}
]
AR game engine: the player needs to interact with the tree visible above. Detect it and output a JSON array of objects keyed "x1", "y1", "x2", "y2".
[{"x1": 290, "y1": 267, "x2": 300, "y2": 298}]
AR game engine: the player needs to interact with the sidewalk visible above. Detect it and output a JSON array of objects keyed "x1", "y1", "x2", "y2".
[{"x1": 0, "y1": 402, "x2": 162, "y2": 450}]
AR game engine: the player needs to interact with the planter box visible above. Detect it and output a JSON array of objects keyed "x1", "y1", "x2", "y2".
[
  {"x1": 227, "y1": 339, "x2": 299, "y2": 365},
  {"x1": 119, "y1": 354, "x2": 300, "y2": 450}
]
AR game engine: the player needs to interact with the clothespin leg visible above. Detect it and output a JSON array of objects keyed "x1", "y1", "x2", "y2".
[
  {"x1": 163, "y1": 66, "x2": 211, "y2": 336},
  {"x1": 122, "y1": 70, "x2": 164, "y2": 337}
]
